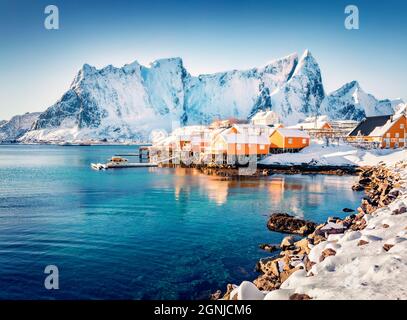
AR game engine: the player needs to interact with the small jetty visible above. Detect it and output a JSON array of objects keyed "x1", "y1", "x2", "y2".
[
  {"x1": 91, "y1": 155, "x2": 157, "y2": 170},
  {"x1": 114, "y1": 146, "x2": 150, "y2": 162},
  {"x1": 106, "y1": 162, "x2": 157, "y2": 169}
]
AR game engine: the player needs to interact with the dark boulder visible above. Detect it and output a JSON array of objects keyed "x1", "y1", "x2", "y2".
[
  {"x1": 259, "y1": 243, "x2": 279, "y2": 253},
  {"x1": 267, "y1": 213, "x2": 317, "y2": 236},
  {"x1": 289, "y1": 293, "x2": 312, "y2": 300},
  {"x1": 352, "y1": 183, "x2": 365, "y2": 191}
]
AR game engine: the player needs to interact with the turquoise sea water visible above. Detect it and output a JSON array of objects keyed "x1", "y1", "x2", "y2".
[{"x1": 0, "y1": 145, "x2": 363, "y2": 299}]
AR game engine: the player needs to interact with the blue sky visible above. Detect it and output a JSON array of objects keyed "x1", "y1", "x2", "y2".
[{"x1": 0, "y1": 0, "x2": 406, "y2": 120}]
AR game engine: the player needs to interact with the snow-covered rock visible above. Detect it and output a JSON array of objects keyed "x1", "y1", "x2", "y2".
[
  {"x1": 263, "y1": 289, "x2": 294, "y2": 300},
  {"x1": 278, "y1": 165, "x2": 407, "y2": 299},
  {"x1": 0, "y1": 112, "x2": 41, "y2": 142},
  {"x1": 236, "y1": 281, "x2": 267, "y2": 300}
]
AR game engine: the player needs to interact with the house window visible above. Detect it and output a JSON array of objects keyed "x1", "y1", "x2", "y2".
[
  {"x1": 288, "y1": 138, "x2": 293, "y2": 144},
  {"x1": 237, "y1": 144, "x2": 242, "y2": 150},
  {"x1": 401, "y1": 124, "x2": 405, "y2": 129},
  {"x1": 386, "y1": 133, "x2": 391, "y2": 138},
  {"x1": 260, "y1": 144, "x2": 265, "y2": 150},
  {"x1": 395, "y1": 133, "x2": 400, "y2": 138},
  {"x1": 302, "y1": 138, "x2": 307, "y2": 144}
]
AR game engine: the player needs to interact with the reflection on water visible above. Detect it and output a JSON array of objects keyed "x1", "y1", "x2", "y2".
[
  {"x1": 153, "y1": 168, "x2": 359, "y2": 219},
  {"x1": 0, "y1": 145, "x2": 364, "y2": 299}
]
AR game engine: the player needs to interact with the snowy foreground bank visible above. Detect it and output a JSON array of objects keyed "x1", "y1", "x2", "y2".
[
  {"x1": 260, "y1": 141, "x2": 407, "y2": 167},
  {"x1": 224, "y1": 158, "x2": 407, "y2": 300}
]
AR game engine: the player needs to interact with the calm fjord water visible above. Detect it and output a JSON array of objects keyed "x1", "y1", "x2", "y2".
[{"x1": 0, "y1": 145, "x2": 363, "y2": 299}]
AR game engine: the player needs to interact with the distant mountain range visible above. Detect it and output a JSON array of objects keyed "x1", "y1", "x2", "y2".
[
  {"x1": 0, "y1": 50, "x2": 404, "y2": 142},
  {"x1": 0, "y1": 112, "x2": 41, "y2": 142}
]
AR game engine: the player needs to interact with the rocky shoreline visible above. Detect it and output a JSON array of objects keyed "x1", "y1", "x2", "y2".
[
  {"x1": 213, "y1": 162, "x2": 405, "y2": 300},
  {"x1": 197, "y1": 164, "x2": 358, "y2": 178}
]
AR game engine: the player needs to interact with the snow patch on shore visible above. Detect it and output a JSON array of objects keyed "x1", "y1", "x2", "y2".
[{"x1": 259, "y1": 141, "x2": 407, "y2": 167}]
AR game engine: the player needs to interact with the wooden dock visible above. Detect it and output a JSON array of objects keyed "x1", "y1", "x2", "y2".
[
  {"x1": 106, "y1": 162, "x2": 158, "y2": 169},
  {"x1": 115, "y1": 146, "x2": 150, "y2": 161}
]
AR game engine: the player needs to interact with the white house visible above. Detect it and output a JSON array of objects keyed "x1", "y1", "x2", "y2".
[{"x1": 251, "y1": 111, "x2": 280, "y2": 126}]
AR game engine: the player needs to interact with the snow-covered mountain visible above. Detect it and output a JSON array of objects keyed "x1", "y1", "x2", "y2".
[
  {"x1": 22, "y1": 53, "x2": 303, "y2": 142},
  {"x1": 320, "y1": 81, "x2": 403, "y2": 120},
  {"x1": 16, "y1": 50, "x2": 404, "y2": 142},
  {"x1": 0, "y1": 112, "x2": 41, "y2": 142},
  {"x1": 395, "y1": 103, "x2": 407, "y2": 116},
  {"x1": 264, "y1": 50, "x2": 325, "y2": 125}
]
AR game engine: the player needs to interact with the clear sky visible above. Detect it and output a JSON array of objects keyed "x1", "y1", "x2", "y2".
[{"x1": 0, "y1": 0, "x2": 406, "y2": 120}]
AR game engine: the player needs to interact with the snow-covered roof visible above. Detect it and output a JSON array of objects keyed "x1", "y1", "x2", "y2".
[
  {"x1": 289, "y1": 122, "x2": 329, "y2": 130},
  {"x1": 274, "y1": 128, "x2": 310, "y2": 138},
  {"x1": 288, "y1": 115, "x2": 331, "y2": 130},
  {"x1": 172, "y1": 125, "x2": 207, "y2": 137},
  {"x1": 219, "y1": 133, "x2": 269, "y2": 145},
  {"x1": 232, "y1": 124, "x2": 273, "y2": 134},
  {"x1": 349, "y1": 114, "x2": 405, "y2": 137},
  {"x1": 395, "y1": 103, "x2": 407, "y2": 116},
  {"x1": 330, "y1": 120, "x2": 359, "y2": 125},
  {"x1": 369, "y1": 114, "x2": 404, "y2": 137},
  {"x1": 303, "y1": 115, "x2": 329, "y2": 123}
]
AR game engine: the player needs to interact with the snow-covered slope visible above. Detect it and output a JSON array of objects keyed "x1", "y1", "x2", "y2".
[
  {"x1": 260, "y1": 140, "x2": 407, "y2": 167},
  {"x1": 23, "y1": 53, "x2": 303, "y2": 142},
  {"x1": 25, "y1": 59, "x2": 186, "y2": 142},
  {"x1": 185, "y1": 53, "x2": 299, "y2": 124},
  {"x1": 19, "y1": 50, "x2": 404, "y2": 142},
  {"x1": 0, "y1": 112, "x2": 41, "y2": 142},
  {"x1": 320, "y1": 81, "x2": 403, "y2": 121},
  {"x1": 267, "y1": 50, "x2": 325, "y2": 125}
]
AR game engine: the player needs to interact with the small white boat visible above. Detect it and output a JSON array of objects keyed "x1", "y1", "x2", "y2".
[
  {"x1": 91, "y1": 156, "x2": 157, "y2": 170},
  {"x1": 91, "y1": 163, "x2": 108, "y2": 170}
]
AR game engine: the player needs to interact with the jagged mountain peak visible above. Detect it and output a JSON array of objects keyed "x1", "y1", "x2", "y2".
[
  {"x1": 17, "y1": 51, "x2": 403, "y2": 142},
  {"x1": 320, "y1": 81, "x2": 403, "y2": 120},
  {"x1": 122, "y1": 60, "x2": 141, "y2": 73},
  {"x1": 292, "y1": 49, "x2": 319, "y2": 77},
  {"x1": 263, "y1": 52, "x2": 298, "y2": 69},
  {"x1": 0, "y1": 112, "x2": 41, "y2": 142},
  {"x1": 261, "y1": 49, "x2": 325, "y2": 125},
  {"x1": 149, "y1": 57, "x2": 184, "y2": 69},
  {"x1": 330, "y1": 80, "x2": 362, "y2": 97},
  {"x1": 301, "y1": 49, "x2": 318, "y2": 60},
  {"x1": 82, "y1": 63, "x2": 97, "y2": 74}
]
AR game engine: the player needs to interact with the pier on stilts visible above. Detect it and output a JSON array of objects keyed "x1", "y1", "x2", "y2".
[{"x1": 114, "y1": 146, "x2": 151, "y2": 162}]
